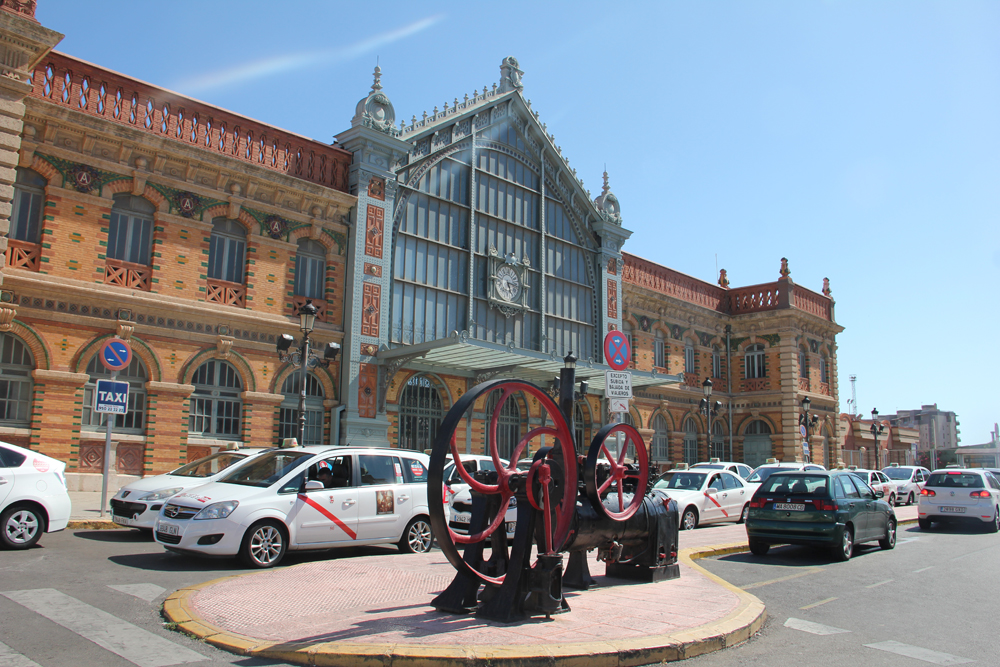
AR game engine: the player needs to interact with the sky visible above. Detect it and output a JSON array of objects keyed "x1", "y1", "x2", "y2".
[{"x1": 36, "y1": 1, "x2": 1000, "y2": 444}]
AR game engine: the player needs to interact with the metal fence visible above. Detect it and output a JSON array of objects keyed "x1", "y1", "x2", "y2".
[{"x1": 840, "y1": 449, "x2": 914, "y2": 469}]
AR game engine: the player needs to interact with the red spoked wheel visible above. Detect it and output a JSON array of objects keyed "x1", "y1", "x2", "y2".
[
  {"x1": 427, "y1": 379, "x2": 577, "y2": 586},
  {"x1": 584, "y1": 422, "x2": 649, "y2": 521}
]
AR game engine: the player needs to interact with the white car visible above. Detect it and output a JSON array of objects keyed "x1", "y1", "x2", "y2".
[
  {"x1": 848, "y1": 468, "x2": 896, "y2": 506},
  {"x1": 110, "y1": 447, "x2": 270, "y2": 530},
  {"x1": 691, "y1": 459, "x2": 753, "y2": 479},
  {"x1": 743, "y1": 459, "x2": 827, "y2": 499},
  {"x1": 0, "y1": 441, "x2": 71, "y2": 549},
  {"x1": 918, "y1": 468, "x2": 1000, "y2": 531},
  {"x1": 153, "y1": 446, "x2": 432, "y2": 567},
  {"x1": 441, "y1": 455, "x2": 509, "y2": 510},
  {"x1": 449, "y1": 488, "x2": 517, "y2": 539},
  {"x1": 652, "y1": 467, "x2": 751, "y2": 529},
  {"x1": 882, "y1": 464, "x2": 930, "y2": 506}
]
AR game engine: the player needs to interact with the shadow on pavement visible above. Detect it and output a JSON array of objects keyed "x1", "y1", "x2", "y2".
[
  {"x1": 73, "y1": 529, "x2": 153, "y2": 542},
  {"x1": 905, "y1": 523, "x2": 994, "y2": 536},
  {"x1": 718, "y1": 542, "x2": 887, "y2": 566}
]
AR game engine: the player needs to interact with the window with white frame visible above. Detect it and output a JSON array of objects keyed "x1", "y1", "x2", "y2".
[
  {"x1": 208, "y1": 218, "x2": 247, "y2": 284},
  {"x1": 0, "y1": 333, "x2": 33, "y2": 426},
  {"x1": 745, "y1": 344, "x2": 766, "y2": 379},
  {"x1": 82, "y1": 355, "x2": 147, "y2": 433},
  {"x1": 712, "y1": 345, "x2": 721, "y2": 378},
  {"x1": 107, "y1": 195, "x2": 154, "y2": 266},
  {"x1": 11, "y1": 168, "x2": 45, "y2": 244},
  {"x1": 189, "y1": 360, "x2": 243, "y2": 438},
  {"x1": 294, "y1": 238, "x2": 326, "y2": 300},
  {"x1": 799, "y1": 347, "x2": 808, "y2": 378},
  {"x1": 279, "y1": 372, "x2": 325, "y2": 445},
  {"x1": 684, "y1": 340, "x2": 695, "y2": 374},
  {"x1": 654, "y1": 331, "x2": 665, "y2": 368},
  {"x1": 398, "y1": 375, "x2": 444, "y2": 451},
  {"x1": 652, "y1": 414, "x2": 669, "y2": 461},
  {"x1": 683, "y1": 418, "x2": 698, "y2": 463}
]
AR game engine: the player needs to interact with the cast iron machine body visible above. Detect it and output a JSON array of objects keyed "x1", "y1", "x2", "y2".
[{"x1": 427, "y1": 358, "x2": 680, "y2": 623}]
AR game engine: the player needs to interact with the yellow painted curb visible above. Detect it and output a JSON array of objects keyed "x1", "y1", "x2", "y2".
[{"x1": 67, "y1": 520, "x2": 123, "y2": 530}]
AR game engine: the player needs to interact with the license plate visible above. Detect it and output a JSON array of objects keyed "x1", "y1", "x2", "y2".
[
  {"x1": 453, "y1": 512, "x2": 470, "y2": 524},
  {"x1": 773, "y1": 503, "x2": 805, "y2": 511},
  {"x1": 113, "y1": 514, "x2": 135, "y2": 526},
  {"x1": 159, "y1": 522, "x2": 180, "y2": 536},
  {"x1": 940, "y1": 506, "x2": 966, "y2": 513}
]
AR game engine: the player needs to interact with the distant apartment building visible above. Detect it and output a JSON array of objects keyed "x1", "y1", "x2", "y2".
[{"x1": 883, "y1": 404, "x2": 960, "y2": 456}]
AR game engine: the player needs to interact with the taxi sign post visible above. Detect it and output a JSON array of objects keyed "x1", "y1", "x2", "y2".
[
  {"x1": 97, "y1": 338, "x2": 132, "y2": 517},
  {"x1": 603, "y1": 331, "x2": 634, "y2": 457}
]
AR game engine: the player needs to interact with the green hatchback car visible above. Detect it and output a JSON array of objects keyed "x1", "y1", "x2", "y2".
[{"x1": 745, "y1": 470, "x2": 897, "y2": 561}]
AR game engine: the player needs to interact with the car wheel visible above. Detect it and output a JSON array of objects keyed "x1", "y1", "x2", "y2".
[
  {"x1": 879, "y1": 518, "x2": 896, "y2": 549},
  {"x1": 888, "y1": 493, "x2": 896, "y2": 506},
  {"x1": 399, "y1": 516, "x2": 433, "y2": 554},
  {"x1": 0, "y1": 505, "x2": 44, "y2": 550},
  {"x1": 907, "y1": 492, "x2": 914, "y2": 506},
  {"x1": 748, "y1": 539, "x2": 769, "y2": 556},
  {"x1": 918, "y1": 517, "x2": 932, "y2": 530},
  {"x1": 239, "y1": 520, "x2": 287, "y2": 568},
  {"x1": 988, "y1": 507, "x2": 1000, "y2": 534},
  {"x1": 681, "y1": 507, "x2": 698, "y2": 531},
  {"x1": 738, "y1": 503, "x2": 750, "y2": 524},
  {"x1": 834, "y1": 526, "x2": 854, "y2": 561}
]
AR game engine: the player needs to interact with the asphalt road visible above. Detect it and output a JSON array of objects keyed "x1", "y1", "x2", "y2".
[{"x1": 685, "y1": 522, "x2": 1000, "y2": 666}]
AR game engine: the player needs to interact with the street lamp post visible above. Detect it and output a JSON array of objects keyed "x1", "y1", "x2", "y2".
[
  {"x1": 799, "y1": 396, "x2": 819, "y2": 463},
  {"x1": 276, "y1": 300, "x2": 341, "y2": 446},
  {"x1": 870, "y1": 408, "x2": 885, "y2": 469},
  {"x1": 699, "y1": 378, "x2": 722, "y2": 460}
]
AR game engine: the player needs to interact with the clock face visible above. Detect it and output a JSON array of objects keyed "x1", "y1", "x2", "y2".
[{"x1": 495, "y1": 265, "x2": 521, "y2": 302}]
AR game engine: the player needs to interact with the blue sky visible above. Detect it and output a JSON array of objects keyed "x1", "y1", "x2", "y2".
[{"x1": 38, "y1": 1, "x2": 999, "y2": 444}]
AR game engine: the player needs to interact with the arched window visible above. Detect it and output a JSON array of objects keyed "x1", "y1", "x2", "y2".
[
  {"x1": 654, "y1": 331, "x2": 665, "y2": 369},
  {"x1": 745, "y1": 344, "x2": 766, "y2": 379},
  {"x1": 798, "y1": 347, "x2": 808, "y2": 378},
  {"x1": 0, "y1": 333, "x2": 33, "y2": 426},
  {"x1": 294, "y1": 238, "x2": 326, "y2": 300},
  {"x1": 108, "y1": 195, "x2": 154, "y2": 266},
  {"x1": 82, "y1": 355, "x2": 147, "y2": 433},
  {"x1": 683, "y1": 418, "x2": 698, "y2": 464},
  {"x1": 712, "y1": 345, "x2": 721, "y2": 378},
  {"x1": 279, "y1": 372, "x2": 325, "y2": 445},
  {"x1": 208, "y1": 218, "x2": 247, "y2": 284},
  {"x1": 684, "y1": 340, "x2": 695, "y2": 374},
  {"x1": 652, "y1": 414, "x2": 669, "y2": 462},
  {"x1": 11, "y1": 168, "x2": 45, "y2": 244},
  {"x1": 189, "y1": 360, "x2": 243, "y2": 438},
  {"x1": 398, "y1": 374, "x2": 443, "y2": 451},
  {"x1": 574, "y1": 402, "x2": 587, "y2": 452},
  {"x1": 485, "y1": 389, "x2": 521, "y2": 459},
  {"x1": 711, "y1": 420, "x2": 725, "y2": 460},
  {"x1": 745, "y1": 420, "x2": 772, "y2": 435},
  {"x1": 820, "y1": 355, "x2": 829, "y2": 384}
]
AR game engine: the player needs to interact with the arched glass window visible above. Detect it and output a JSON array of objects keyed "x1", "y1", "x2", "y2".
[
  {"x1": 711, "y1": 420, "x2": 725, "y2": 460},
  {"x1": 11, "y1": 168, "x2": 45, "y2": 244},
  {"x1": 208, "y1": 218, "x2": 247, "y2": 284},
  {"x1": 620, "y1": 410, "x2": 634, "y2": 427},
  {"x1": 0, "y1": 333, "x2": 33, "y2": 425},
  {"x1": 798, "y1": 347, "x2": 808, "y2": 378},
  {"x1": 398, "y1": 374, "x2": 443, "y2": 451},
  {"x1": 279, "y1": 372, "x2": 325, "y2": 445},
  {"x1": 294, "y1": 238, "x2": 326, "y2": 300},
  {"x1": 108, "y1": 195, "x2": 154, "y2": 266},
  {"x1": 745, "y1": 344, "x2": 766, "y2": 379},
  {"x1": 712, "y1": 345, "x2": 721, "y2": 378},
  {"x1": 654, "y1": 331, "x2": 665, "y2": 369},
  {"x1": 652, "y1": 414, "x2": 669, "y2": 462},
  {"x1": 574, "y1": 403, "x2": 586, "y2": 452},
  {"x1": 82, "y1": 355, "x2": 147, "y2": 433},
  {"x1": 820, "y1": 355, "x2": 829, "y2": 383},
  {"x1": 745, "y1": 420, "x2": 772, "y2": 435},
  {"x1": 485, "y1": 389, "x2": 521, "y2": 459},
  {"x1": 189, "y1": 360, "x2": 243, "y2": 438},
  {"x1": 683, "y1": 418, "x2": 698, "y2": 464},
  {"x1": 684, "y1": 340, "x2": 695, "y2": 374}
]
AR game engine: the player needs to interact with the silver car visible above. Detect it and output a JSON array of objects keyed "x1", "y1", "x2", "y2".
[{"x1": 881, "y1": 464, "x2": 930, "y2": 506}]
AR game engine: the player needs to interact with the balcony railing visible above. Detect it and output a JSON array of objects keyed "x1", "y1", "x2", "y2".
[
  {"x1": 104, "y1": 257, "x2": 151, "y2": 291},
  {"x1": 206, "y1": 278, "x2": 246, "y2": 308},
  {"x1": 5, "y1": 238, "x2": 40, "y2": 271},
  {"x1": 743, "y1": 377, "x2": 768, "y2": 392},
  {"x1": 291, "y1": 295, "x2": 327, "y2": 322},
  {"x1": 798, "y1": 377, "x2": 810, "y2": 392},
  {"x1": 28, "y1": 52, "x2": 351, "y2": 193}
]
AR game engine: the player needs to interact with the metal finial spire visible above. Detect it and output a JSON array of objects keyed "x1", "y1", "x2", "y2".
[
  {"x1": 372, "y1": 61, "x2": 382, "y2": 93},
  {"x1": 602, "y1": 169, "x2": 610, "y2": 196}
]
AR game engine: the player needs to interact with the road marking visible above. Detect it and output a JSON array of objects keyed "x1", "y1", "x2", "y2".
[
  {"x1": 1, "y1": 588, "x2": 205, "y2": 667},
  {"x1": 0, "y1": 641, "x2": 43, "y2": 667},
  {"x1": 799, "y1": 597, "x2": 837, "y2": 610},
  {"x1": 784, "y1": 617, "x2": 850, "y2": 635},
  {"x1": 898, "y1": 536, "x2": 921, "y2": 545},
  {"x1": 865, "y1": 579, "x2": 894, "y2": 588},
  {"x1": 865, "y1": 640, "x2": 973, "y2": 665},
  {"x1": 107, "y1": 584, "x2": 167, "y2": 603},
  {"x1": 744, "y1": 567, "x2": 823, "y2": 590},
  {"x1": 913, "y1": 566, "x2": 933, "y2": 573}
]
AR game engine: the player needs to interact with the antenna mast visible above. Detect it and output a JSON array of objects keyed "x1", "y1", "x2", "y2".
[{"x1": 848, "y1": 375, "x2": 857, "y2": 418}]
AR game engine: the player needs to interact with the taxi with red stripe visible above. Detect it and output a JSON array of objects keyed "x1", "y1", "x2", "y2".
[
  {"x1": 153, "y1": 442, "x2": 432, "y2": 568},
  {"x1": 651, "y1": 463, "x2": 752, "y2": 530}
]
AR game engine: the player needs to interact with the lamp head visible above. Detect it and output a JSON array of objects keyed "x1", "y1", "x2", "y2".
[
  {"x1": 323, "y1": 342, "x2": 341, "y2": 361},
  {"x1": 564, "y1": 351, "x2": 577, "y2": 369},
  {"x1": 276, "y1": 334, "x2": 294, "y2": 353},
  {"x1": 579, "y1": 380, "x2": 588, "y2": 395},
  {"x1": 871, "y1": 407, "x2": 879, "y2": 420},
  {"x1": 801, "y1": 396, "x2": 811, "y2": 411},
  {"x1": 299, "y1": 300, "x2": 318, "y2": 332},
  {"x1": 702, "y1": 377, "x2": 713, "y2": 398}
]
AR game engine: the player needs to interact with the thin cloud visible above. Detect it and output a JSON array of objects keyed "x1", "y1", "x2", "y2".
[{"x1": 173, "y1": 15, "x2": 444, "y2": 94}]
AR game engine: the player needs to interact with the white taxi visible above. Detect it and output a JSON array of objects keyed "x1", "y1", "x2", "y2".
[
  {"x1": 652, "y1": 464, "x2": 751, "y2": 529},
  {"x1": 848, "y1": 468, "x2": 896, "y2": 506},
  {"x1": 153, "y1": 445, "x2": 432, "y2": 567},
  {"x1": 110, "y1": 445, "x2": 269, "y2": 530},
  {"x1": 0, "y1": 441, "x2": 71, "y2": 549},
  {"x1": 743, "y1": 459, "x2": 827, "y2": 499},
  {"x1": 918, "y1": 468, "x2": 1000, "y2": 531},
  {"x1": 691, "y1": 458, "x2": 753, "y2": 479},
  {"x1": 882, "y1": 464, "x2": 930, "y2": 506}
]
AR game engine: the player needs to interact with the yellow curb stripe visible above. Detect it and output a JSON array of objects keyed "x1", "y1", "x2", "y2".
[{"x1": 800, "y1": 597, "x2": 837, "y2": 610}]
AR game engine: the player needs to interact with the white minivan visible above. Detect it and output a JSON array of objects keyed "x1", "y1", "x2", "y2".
[{"x1": 153, "y1": 446, "x2": 432, "y2": 567}]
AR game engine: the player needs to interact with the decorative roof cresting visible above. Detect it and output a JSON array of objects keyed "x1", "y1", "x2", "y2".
[
  {"x1": 498, "y1": 56, "x2": 524, "y2": 93},
  {"x1": 351, "y1": 64, "x2": 399, "y2": 137},
  {"x1": 593, "y1": 170, "x2": 622, "y2": 225}
]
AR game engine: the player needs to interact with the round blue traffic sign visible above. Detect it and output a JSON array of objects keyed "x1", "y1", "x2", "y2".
[
  {"x1": 99, "y1": 338, "x2": 132, "y2": 372},
  {"x1": 604, "y1": 330, "x2": 631, "y2": 371}
]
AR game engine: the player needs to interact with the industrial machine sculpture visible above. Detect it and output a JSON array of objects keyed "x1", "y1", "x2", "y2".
[{"x1": 427, "y1": 354, "x2": 680, "y2": 623}]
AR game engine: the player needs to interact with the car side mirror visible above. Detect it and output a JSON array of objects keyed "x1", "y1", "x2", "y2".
[
  {"x1": 304, "y1": 480, "x2": 324, "y2": 491},
  {"x1": 874, "y1": 489, "x2": 884, "y2": 499}
]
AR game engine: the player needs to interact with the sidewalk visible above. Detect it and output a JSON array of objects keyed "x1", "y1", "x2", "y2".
[
  {"x1": 67, "y1": 490, "x2": 122, "y2": 528},
  {"x1": 162, "y1": 506, "x2": 919, "y2": 667}
]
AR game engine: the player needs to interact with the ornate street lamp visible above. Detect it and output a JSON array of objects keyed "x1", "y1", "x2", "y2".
[
  {"x1": 699, "y1": 378, "x2": 723, "y2": 460},
  {"x1": 799, "y1": 396, "x2": 819, "y2": 463},
  {"x1": 276, "y1": 300, "x2": 340, "y2": 446},
  {"x1": 870, "y1": 408, "x2": 885, "y2": 469}
]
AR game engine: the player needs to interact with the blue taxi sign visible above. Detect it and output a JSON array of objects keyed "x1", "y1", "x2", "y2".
[
  {"x1": 94, "y1": 379, "x2": 129, "y2": 414},
  {"x1": 99, "y1": 338, "x2": 132, "y2": 372}
]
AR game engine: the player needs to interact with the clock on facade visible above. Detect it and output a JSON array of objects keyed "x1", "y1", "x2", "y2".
[
  {"x1": 487, "y1": 246, "x2": 530, "y2": 317},
  {"x1": 495, "y1": 264, "x2": 521, "y2": 302}
]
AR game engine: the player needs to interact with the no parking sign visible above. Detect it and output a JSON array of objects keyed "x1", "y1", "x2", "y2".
[
  {"x1": 604, "y1": 330, "x2": 631, "y2": 371},
  {"x1": 99, "y1": 338, "x2": 132, "y2": 372}
]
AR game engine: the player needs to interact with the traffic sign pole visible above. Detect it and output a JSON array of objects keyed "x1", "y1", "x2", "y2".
[
  {"x1": 96, "y1": 338, "x2": 132, "y2": 517},
  {"x1": 100, "y1": 370, "x2": 116, "y2": 518}
]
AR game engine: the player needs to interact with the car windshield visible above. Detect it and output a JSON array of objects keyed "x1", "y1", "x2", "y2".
[
  {"x1": 653, "y1": 472, "x2": 707, "y2": 491},
  {"x1": 759, "y1": 474, "x2": 829, "y2": 495},
  {"x1": 745, "y1": 466, "x2": 786, "y2": 483},
  {"x1": 170, "y1": 452, "x2": 247, "y2": 478},
  {"x1": 926, "y1": 472, "x2": 985, "y2": 489},
  {"x1": 693, "y1": 464, "x2": 724, "y2": 470},
  {"x1": 882, "y1": 467, "x2": 913, "y2": 480},
  {"x1": 219, "y1": 450, "x2": 311, "y2": 487}
]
